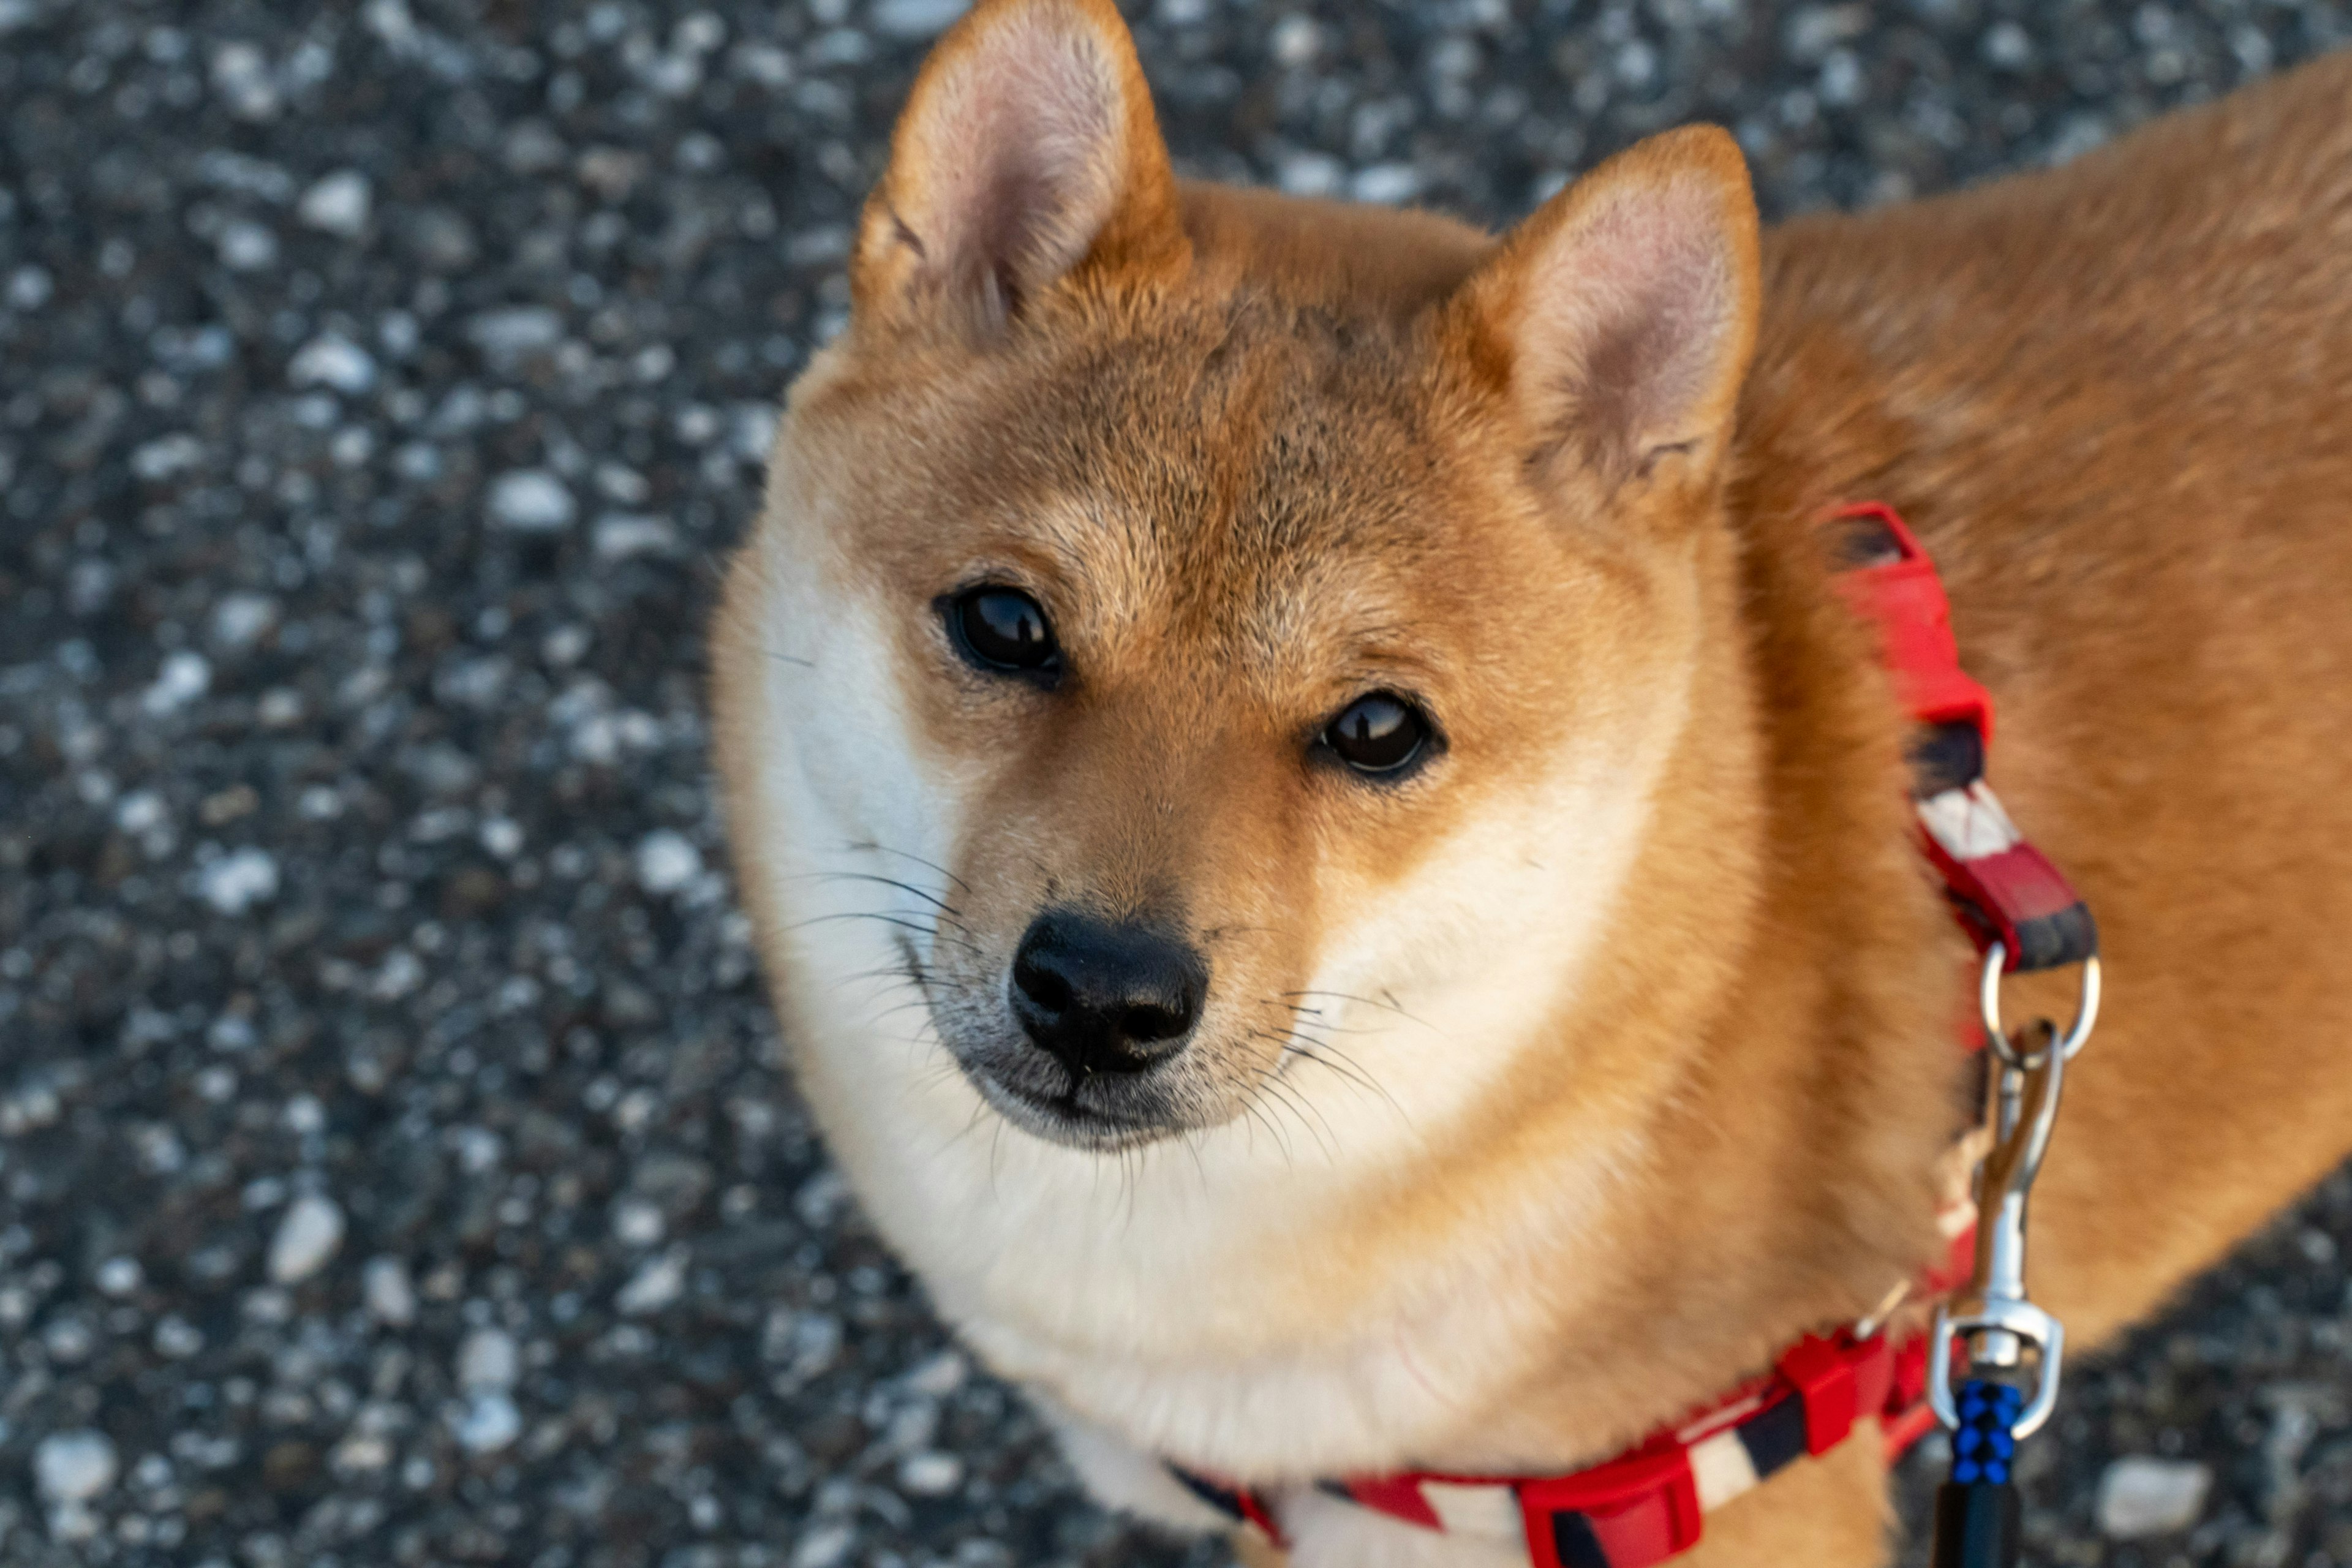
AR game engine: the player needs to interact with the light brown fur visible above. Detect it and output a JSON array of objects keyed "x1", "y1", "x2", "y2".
[{"x1": 712, "y1": 4, "x2": 2352, "y2": 1559}]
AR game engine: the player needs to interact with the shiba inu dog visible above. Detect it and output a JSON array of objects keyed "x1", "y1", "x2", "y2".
[{"x1": 709, "y1": 2, "x2": 2352, "y2": 1561}]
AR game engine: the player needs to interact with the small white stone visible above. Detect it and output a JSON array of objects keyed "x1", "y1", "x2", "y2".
[
  {"x1": 266, "y1": 1194, "x2": 345, "y2": 1283},
  {"x1": 1270, "y1": 13, "x2": 1321, "y2": 66},
  {"x1": 298, "y1": 170, "x2": 372, "y2": 236},
  {"x1": 729, "y1": 404, "x2": 778, "y2": 462},
  {"x1": 1351, "y1": 163, "x2": 1422, "y2": 205},
  {"x1": 197, "y1": 847, "x2": 279, "y2": 915},
  {"x1": 791, "y1": 1523, "x2": 856, "y2": 1568},
  {"x1": 466, "y1": 306, "x2": 564, "y2": 358},
  {"x1": 897, "y1": 1451, "x2": 963, "y2": 1496},
  {"x1": 6, "y1": 263, "x2": 53, "y2": 311},
  {"x1": 217, "y1": 219, "x2": 279, "y2": 271},
  {"x1": 288, "y1": 334, "x2": 377, "y2": 395},
  {"x1": 2097, "y1": 1457, "x2": 2211, "y2": 1539},
  {"x1": 115, "y1": 791, "x2": 167, "y2": 835},
  {"x1": 592, "y1": 514, "x2": 677, "y2": 561},
  {"x1": 635, "y1": 830, "x2": 703, "y2": 894},
  {"x1": 903, "y1": 1349, "x2": 968, "y2": 1397},
  {"x1": 872, "y1": 0, "x2": 967, "y2": 38},
  {"x1": 1983, "y1": 20, "x2": 2034, "y2": 71},
  {"x1": 451, "y1": 1392, "x2": 521, "y2": 1453},
  {"x1": 142, "y1": 650, "x2": 212, "y2": 715},
  {"x1": 457, "y1": 1327, "x2": 519, "y2": 1390},
  {"x1": 34, "y1": 1431, "x2": 118, "y2": 1502},
  {"x1": 331, "y1": 1432, "x2": 394, "y2": 1473},
  {"x1": 1276, "y1": 151, "x2": 1345, "y2": 197},
  {"x1": 615, "y1": 1248, "x2": 687, "y2": 1314},
  {"x1": 488, "y1": 469, "x2": 576, "y2": 532},
  {"x1": 154, "y1": 1316, "x2": 205, "y2": 1358},
  {"x1": 131, "y1": 433, "x2": 205, "y2": 481},
  {"x1": 210, "y1": 592, "x2": 281, "y2": 650},
  {"x1": 611, "y1": 1197, "x2": 666, "y2": 1247},
  {"x1": 362, "y1": 1257, "x2": 417, "y2": 1326}
]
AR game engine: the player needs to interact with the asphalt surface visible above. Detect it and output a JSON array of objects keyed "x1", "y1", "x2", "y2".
[{"x1": 3, "y1": 2, "x2": 2350, "y2": 1566}]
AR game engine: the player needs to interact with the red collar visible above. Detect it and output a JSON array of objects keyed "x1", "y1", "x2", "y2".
[{"x1": 1172, "y1": 504, "x2": 2097, "y2": 1568}]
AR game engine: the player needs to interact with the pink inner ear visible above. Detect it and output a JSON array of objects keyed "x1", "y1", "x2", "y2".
[
  {"x1": 905, "y1": 16, "x2": 1128, "y2": 314},
  {"x1": 1522, "y1": 181, "x2": 1738, "y2": 472}
]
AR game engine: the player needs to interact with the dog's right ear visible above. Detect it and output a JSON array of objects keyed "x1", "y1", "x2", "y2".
[{"x1": 850, "y1": 0, "x2": 1189, "y2": 339}]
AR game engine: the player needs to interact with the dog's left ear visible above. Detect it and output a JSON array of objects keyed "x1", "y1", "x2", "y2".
[{"x1": 1447, "y1": 126, "x2": 1760, "y2": 498}]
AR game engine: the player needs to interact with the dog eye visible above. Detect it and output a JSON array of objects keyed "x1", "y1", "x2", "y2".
[
  {"x1": 949, "y1": 586, "x2": 1061, "y2": 677},
  {"x1": 1322, "y1": 693, "x2": 1429, "y2": 775}
]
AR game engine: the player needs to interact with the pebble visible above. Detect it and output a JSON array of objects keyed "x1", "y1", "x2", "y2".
[
  {"x1": 897, "y1": 1451, "x2": 963, "y2": 1496},
  {"x1": 612, "y1": 1196, "x2": 667, "y2": 1246},
  {"x1": 266, "y1": 1194, "x2": 345, "y2": 1283},
  {"x1": 298, "y1": 169, "x2": 373, "y2": 236},
  {"x1": 593, "y1": 513, "x2": 680, "y2": 560},
  {"x1": 791, "y1": 1523, "x2": 857, "y2": 1568},
  {"x1": 210, "y1": 592, "x2": 281, "y2": 650},
  {"x1": 363, "y1": 1256, "x2": 418, "y2": 1326},
  {"x1": 871, "y1": 0, "x2": 967, "y2": 38},
  {"x1": 288, "y1": 333, "x2": 379, "y2": 394},
  {"x1": 458, "y1": 1327, "x2": 519, "y2": 1390},
  {"x1": 451, "y1": 1392, "x2": 522, "y2": 1454},
  {"x1": 197, "y1": 847, "x2": 281, "y2": 916},
  {"x1": 635, "y1": 829, "x2": 704, "y2": 894},
  {"x1": 216, "y1": 218, "x2": 279, "y2": 271},
  {"x1": 487, "y1": 469, "x2": 578, "y2": 532},
  {"x1": 141, "y1": 650, "x2": 212, "y2": 716},
  {"x1": 615, "y1": 1248, "x2": 687, "y2": 1314},
  {"x1": 33, "y1": 1431, "x2": 119, "y2": 1503},
  {"x1": 2096, "y1": 1456, "x2": 2213, "y2": 1539},
  {"x1": 467, "y1": 305, "x2": 565, "y2": 358}
]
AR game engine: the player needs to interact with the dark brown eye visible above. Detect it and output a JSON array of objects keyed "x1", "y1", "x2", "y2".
[
  {"x1": 949, "y1": 587, "x2": 1061, "y2": 678},
  {"x1": 1323, "y1": 693, "x2": 1429, "y2": 775}
]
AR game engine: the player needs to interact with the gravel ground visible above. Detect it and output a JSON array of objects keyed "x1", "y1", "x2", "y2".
[{"x1": 3, "y1": 2, "x2": 2350, "y2": 1566}]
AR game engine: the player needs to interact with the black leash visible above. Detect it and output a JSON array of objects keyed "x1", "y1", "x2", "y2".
[{"x1": 1932, "y1": 1379, "x2": 2024, "y2": 1568}]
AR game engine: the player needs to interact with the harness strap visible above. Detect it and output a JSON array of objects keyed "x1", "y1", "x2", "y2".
[
  {"x1": 1830, "y1": 504, "x2": 2098, "y2": 974},
  {"x1": 1176, "y1": 1332, "x2": 1929, "y2": 1567}
]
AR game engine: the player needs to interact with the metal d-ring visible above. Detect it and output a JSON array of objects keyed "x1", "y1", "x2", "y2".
[{"x1": 1978, "y1": 943, "x2": 2101, "y2": 1068}]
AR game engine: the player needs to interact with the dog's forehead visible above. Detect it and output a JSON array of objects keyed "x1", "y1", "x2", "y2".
[{"x1": 993, "y1": 307, "x2": 1488, "y2": 669}]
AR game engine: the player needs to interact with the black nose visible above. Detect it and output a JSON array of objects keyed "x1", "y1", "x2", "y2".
[{"x1": 1010, "y1": 910, "x2": 1207, "y2": 1076}]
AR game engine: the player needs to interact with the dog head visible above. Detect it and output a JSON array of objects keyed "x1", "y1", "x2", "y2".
[{"x1": 718, "y1": 0, "x2": 1762, "y2": 1156}]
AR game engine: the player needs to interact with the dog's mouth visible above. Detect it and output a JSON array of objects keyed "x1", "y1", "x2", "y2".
[{"x1": 967, "y1": 1067, "x2": 1185, "y2": 1152}]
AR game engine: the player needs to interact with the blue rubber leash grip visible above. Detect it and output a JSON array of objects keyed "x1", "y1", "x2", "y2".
[{"x1": 1931, "y1": 1380, "x2": 2024, "y2": 1568}]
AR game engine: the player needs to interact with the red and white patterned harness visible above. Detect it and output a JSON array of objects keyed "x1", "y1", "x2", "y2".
[{"x1": 1172, "y1": 505, "x2": 2098, "y2": 1568}]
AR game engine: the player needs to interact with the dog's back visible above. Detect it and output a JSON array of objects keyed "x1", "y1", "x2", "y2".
[{"x1": 1746, "y1": 50, "x2": 2352, "y2": 1345}]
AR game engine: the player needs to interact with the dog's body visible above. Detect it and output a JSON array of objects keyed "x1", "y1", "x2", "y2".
[{"x1": 711, "y1": 6, "x2": 2352, "y2": 1561}]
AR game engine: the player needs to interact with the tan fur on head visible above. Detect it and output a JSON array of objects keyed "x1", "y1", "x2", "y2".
[{"x1": 714, "y1": 7, "x2": 2352, "y2": 1561}]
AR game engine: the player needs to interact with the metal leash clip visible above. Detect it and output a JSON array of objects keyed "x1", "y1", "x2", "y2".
[{"x1": 1929, "y1": 942, "x2": 2101, "y2": 1439}]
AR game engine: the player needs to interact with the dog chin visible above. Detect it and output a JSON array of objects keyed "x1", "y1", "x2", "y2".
[{"x1": 965, "y1": 1066, "x2": 1194, "y2": 1153}]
